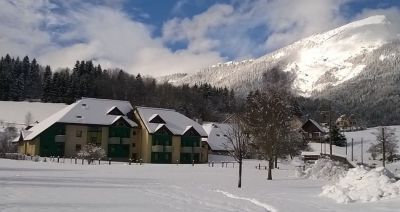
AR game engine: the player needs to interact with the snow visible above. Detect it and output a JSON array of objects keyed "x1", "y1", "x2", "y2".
[
  {"x1": 24, "y1": 98, "x2": 137, "y2": 141},
  {"x1": 203, "y1": 123, "x2": 233, "y2": 151},
  {"x1": 298, "y1": 158, "x2": 347, "y2": 181},
  {"x1": 308, "y1": 126, "x2": 400, "y2": 167},
  {"x1": 2, "y1": 158, "x2": 400, "y2": 211},
  {"x1": 136, "y1": 106, "x2": 207, "y2": 137},
  {"x1": 321, "y1": 166, "x2": 400, "y2": 203},
  {"x1": 0, "y1": 101, "x2": 66, "y2": 128},
  {"x1": 158, "y1": 15, "x2": 399, "y2": 97}
]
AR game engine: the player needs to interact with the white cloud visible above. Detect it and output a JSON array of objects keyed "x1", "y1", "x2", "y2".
[
  {"x1": 0, "y1": 0, "x2": 223, "y2": 76},
  {"x1": 0, "y1": 0, "x2": 399, "y2": 77}
]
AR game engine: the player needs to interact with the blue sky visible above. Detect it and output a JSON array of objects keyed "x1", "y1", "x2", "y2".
[{"x1": 0, "y1": 0, "x2": 399, "y2": 76}]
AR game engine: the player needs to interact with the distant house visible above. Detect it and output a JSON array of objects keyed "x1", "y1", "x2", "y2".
[
  {"x1": 15, "y1": 98, "x2": 209, "y2": 163},
  {"x1": 202, "y1": 123, "x2": 233, "y2": 155},
  {"x1": 301, "y1": 119, "x2": 326, "y2": 142},
  {"x1": 336, "y1": 114, "x2": 357, "y2": 131}
]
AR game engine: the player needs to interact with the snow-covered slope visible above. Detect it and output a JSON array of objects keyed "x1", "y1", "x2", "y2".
[
  {"x1": 159, "y1": 15, "x2": 400, "y2": 96},
  {"x1": 0, "y1": 101, "x2": 67, "y2": 128}
]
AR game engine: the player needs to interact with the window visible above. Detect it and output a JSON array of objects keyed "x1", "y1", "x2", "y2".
[
  {"x1": 132, "y1": 143, "x2": 136, "y2": 147},
  {"x1": 76, "y1": 130, "x2": 82, "y2": 137},
  {"x1": 132, "y1": 130, "x2": 136, "y2": 136},
  {"x1": 75, "y1": 144, "x2": 81, "y2": 152}
]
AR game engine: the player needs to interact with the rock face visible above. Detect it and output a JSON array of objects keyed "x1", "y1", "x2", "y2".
[{"x1": 159, "y1": 15, "x2": 400, "y2": 97}]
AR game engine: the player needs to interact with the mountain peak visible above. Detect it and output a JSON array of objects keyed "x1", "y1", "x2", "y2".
[{"x1": 159, "y1": 14, "x2": 399, "y2": 97}]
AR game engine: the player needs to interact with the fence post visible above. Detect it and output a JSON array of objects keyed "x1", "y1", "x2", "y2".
[
  {"x1": 57, "y1": 156, "x2": 60, "y2": 163},
  {"x1": 75, "y1": 157, "x2": 77, "y2": 164},
  {"x1": 82, "y1": 158, "x2": 84, "y2": 165},
  {"x1": 98, "y1": 158, "x2": 101, "y2": 165},
  {"x1": 212, "y1": 161, "x2": 214, "y2": 167},
  {"x1": 140, "y1": 158, "x2": 142, "y2": 165},
  {"x1": 129, "y1": 158, "x2": 132, "y2": 165},
  {"x1": 108, "y1": 158, "x2": 111, "y2": 165},
  {"x1": 192, "y1": 160, "x2": 194, "y2": 166}
]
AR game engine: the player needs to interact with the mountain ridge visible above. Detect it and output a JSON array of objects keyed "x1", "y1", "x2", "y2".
[{"x1": 158, "y1": 15, "x2": 400, "y2": 97}]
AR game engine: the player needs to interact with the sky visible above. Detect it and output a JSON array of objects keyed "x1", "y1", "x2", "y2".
[{"x1": 0, "y1": 0, "x2": 400, "y2": 76}]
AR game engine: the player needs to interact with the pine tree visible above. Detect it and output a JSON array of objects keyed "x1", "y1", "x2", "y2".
[{"x1": 42, "y1": 66, "x2": 52, "y2": 102}]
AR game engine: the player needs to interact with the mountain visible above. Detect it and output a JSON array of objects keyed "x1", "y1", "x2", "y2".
[{"x1": 158, "y1": 15, "x2": 400, "y2": 98}]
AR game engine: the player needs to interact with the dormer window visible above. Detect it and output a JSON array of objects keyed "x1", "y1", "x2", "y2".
[
  {"x1": 76, "y1": 115, "x2": 82, "y2": 119},
  {"x1": 107, "y1": 106, "x2": 124, "y2": 116},
  {"x1": 149, "y1": 114, "x2": 165, "y2": 124}
]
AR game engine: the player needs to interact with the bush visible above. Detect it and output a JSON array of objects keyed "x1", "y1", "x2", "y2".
[{"x1": 77, "y1": 144, "x2": 106, "y2": 160}]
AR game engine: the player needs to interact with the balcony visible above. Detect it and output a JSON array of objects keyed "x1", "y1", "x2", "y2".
[
  {"x1": 121, "y1": 138, "x2": 131, "y2": 144},
  {"x1": 55, "y1": 135, "x2": 66, "y2": 143},
  {"x1": 108, "y1": 137, "x2": 120, "y2": 144},
  {"x1": 164, "y1": 146, "x2": 172, "y2": 152},
  {"x1": 181, "y1": 146, "x2": 202, "y2": 153},
  {"x1": 152, "y1": 145, "x2": 163, "y2": 152}
]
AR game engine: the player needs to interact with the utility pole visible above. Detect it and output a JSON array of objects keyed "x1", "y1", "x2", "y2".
[
  {"x1": 382, "y1": 127, "x2": 386, "y2": 167},
  {"x1": 321, "y1": 105, "x2": 332, "y2": 157},
  {"x1": 329, "y1": 104, "x2": 332, "y2": 157},
  {"x1": 351, "y1": 138, "x2": 354, "y2": 161},
  {"x1": 361, "y1": 138, "x2": 363, "y2": 164}
]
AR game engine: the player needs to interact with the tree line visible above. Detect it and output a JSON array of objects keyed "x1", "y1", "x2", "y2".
[{"x1": 0, "y1": 54, "x2": 237, "y2": 121}]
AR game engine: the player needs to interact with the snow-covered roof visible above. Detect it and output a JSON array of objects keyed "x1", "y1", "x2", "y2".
[
  {"x1": 23, "y1": 98, "x2": 137, "y2": 140},
  {"x1": 202, "y1": 122, "x2": 233, "y2": 151},
  {"x1": 136, "y1": 107, "x2": 207, "y2": 137},
  {"x1": 307, "y1": 119, "x2": 326, "y2": 133}
]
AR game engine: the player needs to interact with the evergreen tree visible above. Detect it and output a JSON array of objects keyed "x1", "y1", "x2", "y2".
[{"x1": 42, "y1": 66, "x2": 52, "y2": 102}]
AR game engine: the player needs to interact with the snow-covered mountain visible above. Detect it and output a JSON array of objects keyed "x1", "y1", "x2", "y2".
[{"x1": 158, "y1": 15, "x2": 400, "y2": 97}]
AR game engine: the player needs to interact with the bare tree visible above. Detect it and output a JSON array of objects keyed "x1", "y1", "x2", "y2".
[
  {"x1": 244, "y1": 67, "x2": 299, "y2": 180},
  {"x1": 77, "y1": 143, "x2": 106, "y2": 160},
  {"x1": 368, "y1": 126, "x2": 398, "y2": 164},
  {"x1": 24, "y1": 112, "x2": 33, "y2": 127},
  {"x1": 0, "y1": 125, "x2": 18, "y2": 154},
  {"x1": 222, "y1": 114, "x2": 251, "y2": 188}
]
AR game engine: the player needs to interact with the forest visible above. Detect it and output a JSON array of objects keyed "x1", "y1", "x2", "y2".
[{"x1": 0, "y1": 54, "x2": 236, "y2": 122}]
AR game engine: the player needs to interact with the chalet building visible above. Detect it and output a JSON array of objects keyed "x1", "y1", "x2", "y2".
[
  {"x1": 16, "y1": 98, "x2": 209, "y2": 163},
  {"x1": 336, "y1": 114, "x2": 357, "y2": 131},
  {"x1": 202, "y1": 123, "x2": 232, "y2": 155},
  {"x1": 135, "y1": 107, "x2": 208, "y2": 163},
  {"x1": 301, "y1": 119, "x2": 326, "y2": 142},
  {"x1": 16, "y1": 98, "x2": 139, "y2": 159}
]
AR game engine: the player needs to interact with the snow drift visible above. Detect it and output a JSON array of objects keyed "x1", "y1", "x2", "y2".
[
  {"x1": 321, "y1": 166, "x2": 400, "y2": 203},
  {"x1": 297, "y1": 158, "x2": 347, "y2": 181}
]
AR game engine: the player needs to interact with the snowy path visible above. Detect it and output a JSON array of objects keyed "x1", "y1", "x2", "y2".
[
  {"x1": 1, "y1": 159, "x2": 400, "y2": 211},
  {"x1": 215, "y1": 190, "x2": 277, "y2": 212}
]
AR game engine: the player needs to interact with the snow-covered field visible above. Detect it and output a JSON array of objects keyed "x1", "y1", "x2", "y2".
[
  {"x1": 0, "y1": 101, "x2": 66, "y2": 128},
  {"x1": 1, "y1": 158, "x2": 400, "y2": 212},
  {"x1": 309, "y1": 126, "x2": 400, "y2": 167}
]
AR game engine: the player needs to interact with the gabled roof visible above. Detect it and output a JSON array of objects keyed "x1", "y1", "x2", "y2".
[
  {"x1": 202, "y1": 122, "x2": 234, "y2": 151},
  {"x1": 106, "y1": 106, "x2": 124, "y2": 116},
  {"x1": 136, "y1": 106, "x2": 207, "y2": 137},
  {"x1": 148, "y1": 114, "x2": 166, "y2": 123},
  {"x1": 302, "y1": 119, "x2": 326, "y2": 133},
  {"x1": 23, "y1": 98, "x2": 137, "y2": 140}
]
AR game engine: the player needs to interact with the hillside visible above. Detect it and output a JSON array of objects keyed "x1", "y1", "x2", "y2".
[
  {"x1": 159, "y1": 15, "x2": 399, "y2": 97},
  {"x1": 0, "y1": 101, "x2": 66, "y2": 129}
]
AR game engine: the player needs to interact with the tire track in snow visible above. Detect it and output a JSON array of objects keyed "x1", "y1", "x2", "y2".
[{"x1": 215, "y1": 190, "x2": 278, "y2": 212}]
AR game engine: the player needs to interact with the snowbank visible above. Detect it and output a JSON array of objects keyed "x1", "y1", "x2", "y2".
[
  {"x1": 321, "y1": 166, "x2": 400, "y2": 203},
  {"x1": 297, "y1": 158, "x2": 347, "y2": 181}
]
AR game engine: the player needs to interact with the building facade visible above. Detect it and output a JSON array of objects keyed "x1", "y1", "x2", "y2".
[{"x1": 16, "y1": 98, "x2": 208, "y2": 163}]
